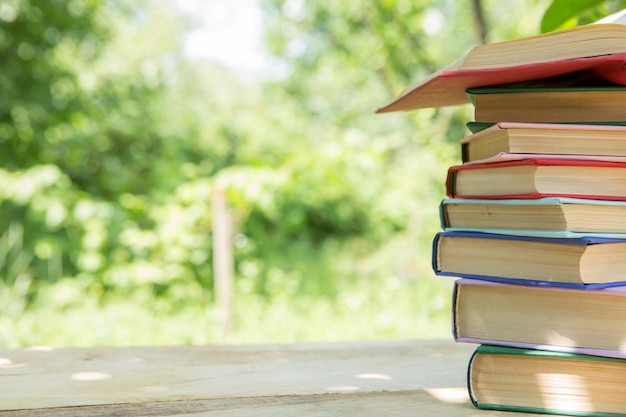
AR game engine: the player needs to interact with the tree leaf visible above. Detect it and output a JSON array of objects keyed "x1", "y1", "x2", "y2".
[{"x1": 540, "y1": 0, "x2": 607, "y2": 32}]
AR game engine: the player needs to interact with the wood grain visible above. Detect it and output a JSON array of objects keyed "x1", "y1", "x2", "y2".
[{"x1": 0, "y1": 339, "x2": 545, "y2": 416}]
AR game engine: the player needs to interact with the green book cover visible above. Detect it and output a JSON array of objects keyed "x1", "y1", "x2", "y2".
[
  {"x1": 467, "y1": 85, "x2": 626, "y2": 94},
  {"x1": 465, "y1": 120, "x2": 626, "y2": 133},
  {"x1": 465, "y1": 85, "x2": 626, "y2": 124},
  {"x1": 468, "y1": 345, "x2": 626, "y2": 417}
]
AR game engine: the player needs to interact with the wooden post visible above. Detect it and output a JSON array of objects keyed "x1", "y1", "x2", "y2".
[{"x1": 211, "y1": 190, "x2": 234, "y2": 336}]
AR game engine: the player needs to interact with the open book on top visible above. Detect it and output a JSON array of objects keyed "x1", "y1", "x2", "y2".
[{"x1": 376, "y1": 18, "x2": 626, "y2": 112}]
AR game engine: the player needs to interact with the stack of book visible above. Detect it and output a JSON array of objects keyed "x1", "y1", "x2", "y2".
[{"x1": 378, "y1": 14, "x2": 626, "y2": 416}]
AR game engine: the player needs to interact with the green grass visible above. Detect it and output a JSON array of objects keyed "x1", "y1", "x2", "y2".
[
  {"x1": 0, "y1": 273, "x2": 454, "y2": 348},
  {"x1": 0, "y1": 214, "x2": 454, "y2": 349}
]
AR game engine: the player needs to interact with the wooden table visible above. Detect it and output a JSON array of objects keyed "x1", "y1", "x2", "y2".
[{"x1": 0, "y1": 339, "x2": 544, "y2": 416}]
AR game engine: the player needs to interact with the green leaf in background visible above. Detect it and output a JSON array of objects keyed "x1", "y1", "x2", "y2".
[{"x1": 540, "y1": 0, "x2": 608, "y2": 32}]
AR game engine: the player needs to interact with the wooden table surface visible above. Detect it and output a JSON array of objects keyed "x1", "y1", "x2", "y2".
[{"x1": 0, "y1": 339, "x2": 545, "y2": 416}]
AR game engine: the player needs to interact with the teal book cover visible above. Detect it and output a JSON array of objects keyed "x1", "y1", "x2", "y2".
[{"x1": 440, "y1": 197, "x2": 626, "y2": 238}]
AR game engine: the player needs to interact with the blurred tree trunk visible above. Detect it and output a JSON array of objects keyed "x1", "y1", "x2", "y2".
[{"x1": 471, "y1": 0, "x2": 487, "y2": 44}]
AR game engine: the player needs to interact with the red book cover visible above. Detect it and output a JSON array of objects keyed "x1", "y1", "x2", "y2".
[
  {"x1": 376, "y1": 53, "x2": 626, "y2": 113},
  {"x1": 446, "y1": 158, "x2": 626, "y2": 200}
]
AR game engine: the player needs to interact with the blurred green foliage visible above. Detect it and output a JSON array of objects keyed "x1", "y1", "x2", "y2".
[{"x1": 0, "y1": 0, "x2": 616, "y2": 347}]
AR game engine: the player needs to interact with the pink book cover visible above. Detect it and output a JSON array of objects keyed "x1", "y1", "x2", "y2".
[
  {"x1": 452, "y1": 279, "x2": 626, "y2": 359},
  {"x1": 465, "y1": 153, "x2": 626, "y2": 165},
  {"x1": 376, "y1": 53, "x2": 626, "y2": 113},
  {"x1": 461, "y1": 122, "x2": 626, "y2": 164}
]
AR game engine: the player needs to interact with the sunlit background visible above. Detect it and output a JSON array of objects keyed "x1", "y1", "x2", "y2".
[
  {"x1": 178, "y1": 0, "x2": 270, "y2": 72},
  {"x1": 0, "y1": 0, "x2": 620, "y2": 347}
]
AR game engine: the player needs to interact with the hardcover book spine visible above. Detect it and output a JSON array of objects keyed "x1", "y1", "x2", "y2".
[
  {"x1": 466, "y1": 346, "x2": 479, "y2": 408},
  {"x1": 460, "y1": 141, "x2": 471, "y2": 164},
  {"x1": 451, "y1": 279, "x2": 461, "y2": 342}
]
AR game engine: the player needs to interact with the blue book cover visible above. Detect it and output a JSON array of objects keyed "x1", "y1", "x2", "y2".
[{"x1": 432, "y1": 231, "x2": 626, "y2": 289}]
